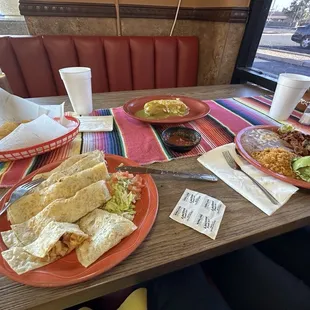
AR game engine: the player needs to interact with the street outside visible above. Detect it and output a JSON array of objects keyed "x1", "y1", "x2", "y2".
[{"x1": 253, "y1": 27, "x2": 310, "y2": 78}]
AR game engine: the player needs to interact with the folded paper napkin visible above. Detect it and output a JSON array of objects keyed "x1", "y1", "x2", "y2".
[
  {"x1": 0, "y1": 88, "x2": 48, "y2": 125},
  {"x1": 0, "y1": 88, "x2": 63, "y2": 125},
  {"x1": 198, "y1": 143, "x2": 298, "y2": 216},
  {"x1": 0, "y1": 89, "x2": 72, "y2": 151},
  {"x1": 75, "y1": 116, "x2": 113, "y2": 132},
  {"x1": 0, "y1": 115, "x2": 69, "y2": 151}
]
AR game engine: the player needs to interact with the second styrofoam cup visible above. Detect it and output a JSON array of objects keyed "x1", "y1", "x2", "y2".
[{"x1": 269, "y1": 73, "x2": 310, "y2": 121}]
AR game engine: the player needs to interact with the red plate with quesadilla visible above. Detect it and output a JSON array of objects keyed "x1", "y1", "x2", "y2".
[
  {"x1": 0, "y1": 154, "x2": 158, "y2": 287},
  {"x1": 123, "y1": 95, "x2": 210, "y2": 124}
]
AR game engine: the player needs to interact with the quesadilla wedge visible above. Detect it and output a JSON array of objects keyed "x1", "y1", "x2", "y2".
[
  {"x1": 34, "y1": 150, "x2": 105, "y2": 191},
  {"x1": 76, "y1": 209, "x2": 137, "y2": 268},
  {"x1": 2, "y1": 221, "x2": 88, "y2": 275},
  {"x1": 33, "y1": 152, "x2": 89, "y2": 180},
  {"x1": 11, "y1": 180, "x2": 111, "y2": 245},
  {"x1": 1, "y1": 230, "x2": 22, "y2": 248},
  {"x1": 8, "y1": 162, "x2": 109, "y2": 225}
]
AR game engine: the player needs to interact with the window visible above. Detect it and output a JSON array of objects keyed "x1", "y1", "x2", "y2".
[
  {"x1": 0, "y1": 0, "x2": 20, "y2": 17},
  {"x1": 233, "y1": 0, "x2": 310, "y2": 91},
  {"x1": 0, "y1": 0, "x2": 29, "y2": 35}
]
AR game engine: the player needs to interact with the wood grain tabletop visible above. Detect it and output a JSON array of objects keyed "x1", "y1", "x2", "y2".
[{"x1": 2, "y1": 84, "x2": 310, "y2": 310}]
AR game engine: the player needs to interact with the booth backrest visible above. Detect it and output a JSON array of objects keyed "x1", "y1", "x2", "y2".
[{"x1": 0, "y1": 36, "x2": 199, "y2": 98}]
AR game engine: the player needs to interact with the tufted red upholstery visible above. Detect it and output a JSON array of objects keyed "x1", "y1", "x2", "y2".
[{"x1": 0, "y1": 36, "x2": 199, "y2": 98}]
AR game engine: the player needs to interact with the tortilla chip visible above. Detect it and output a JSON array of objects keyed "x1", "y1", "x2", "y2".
[
  {"x1": 34, "y1": 150, "x2": 105, "y2": 191},
  {"x1": 7, "y1": 162, "x2": 109, "y2": 225},
  {"x1": 12, "y1": 180, "x2": 111, "y2": 245},
  {"x1": 76, "y1": 209, "x2": 137, "y2": 268},
  {"x1": 0, "y1": 122, "x2": 19, "y2": 140},
  {"x1": 2, "y1": 221, "x2": 88, "y2": 275},
  {"x1": 1, "y1": 230, "x2": 22, "y2": 248}
]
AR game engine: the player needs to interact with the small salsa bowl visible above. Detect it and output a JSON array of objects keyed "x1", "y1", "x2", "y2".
[{"x1": 161, "y1": 127, "x2": 201, "y2": 153}]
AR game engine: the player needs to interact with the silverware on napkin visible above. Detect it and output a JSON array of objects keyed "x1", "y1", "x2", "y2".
[
  {"x1": 116, "y1": 166, "x2": 218, "y2": 182},
  {"x1": 222, "y1": 151, "x2": 279, "y2": 205}
]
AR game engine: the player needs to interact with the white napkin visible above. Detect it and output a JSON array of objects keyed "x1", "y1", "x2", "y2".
[
  {"x1": 0, "y1": 88, "x2": 62, "y2": 125},
  {"x1": 66, "y1": 113, "x2": 113, "y2": 132},
  {"x1": 76, "y1": 116, "x2": 113, "y2": 132},
  {"x1": 44, "y1": 103, "x2": 65, "y2": 119},
  {"x1": 0, "y1": 115, "x2": 68, "y2": 151},
  {"x1": 198, "y1": 143, "x2": 298, "y2": 216}
]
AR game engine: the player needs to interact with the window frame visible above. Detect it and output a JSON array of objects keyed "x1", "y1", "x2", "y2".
[{"x1": 232, "y1": 0, "x2": 277, "y2": 91}]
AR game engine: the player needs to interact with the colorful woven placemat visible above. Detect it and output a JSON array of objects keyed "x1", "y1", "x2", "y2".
[{"x1": 1, "y1": 95, "x2": 309, "y2": 187}]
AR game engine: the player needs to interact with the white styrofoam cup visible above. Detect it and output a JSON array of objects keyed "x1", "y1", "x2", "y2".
[
  {"x1": 59, "y1": 67, "x2": 93, "y2": 115},
  {"x1": 269, "y1": 73, "x2": 310, "y2": 121}
]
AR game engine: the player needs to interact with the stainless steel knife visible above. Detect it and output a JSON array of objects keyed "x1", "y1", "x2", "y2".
[{"x1": 116, "y1": 166, "x2": 218, "y2": 182}]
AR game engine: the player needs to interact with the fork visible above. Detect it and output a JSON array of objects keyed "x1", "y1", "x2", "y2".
[
  {"x1": 0, "y1": 178, "x2": 44, "y2": 216},
  {"x1": 222, "y1": 151, "x2": 279, "y2": 205}
]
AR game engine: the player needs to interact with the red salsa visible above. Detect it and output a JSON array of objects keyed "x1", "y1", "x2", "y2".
[{"x1": 166, "y1": 134, "x2": 194, "y2": 146}]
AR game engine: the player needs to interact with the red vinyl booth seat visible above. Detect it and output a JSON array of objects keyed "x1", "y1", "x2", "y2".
[{"x1": 0, "y1": 36, "x2": 199, "y2": 98}]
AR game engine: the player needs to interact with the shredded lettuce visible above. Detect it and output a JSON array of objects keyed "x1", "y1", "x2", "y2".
[
  {"x1": 278, "y1": 124, "x2": 294, "y2": 134},
  {"x1": 292, "y1": 156, "x2": 310, "y2": 182},
  {"x1": 105, "y1": 176, "x2": 136, "y2": 217}
]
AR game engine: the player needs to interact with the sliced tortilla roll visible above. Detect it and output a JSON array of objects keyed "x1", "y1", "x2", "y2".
[
  {"x1": 2, "y1": 247, "x2": 49, "y2": 275},
  {"x1": 76, "y1": 209, "x2": 137, "y2": 268},
  {"x1": 8, "y1": 162, "x2": 109, "y2": 225},
  {"x1": 11, "y1": 180, "x2": 111, "y2": 245},
  {"x1": 23, "y1": 221, "x2": 88, "y2": 258},
  {"x1": 34, "y1": 150, "x2": 105, "y2": 192},
  {"x1": 1, "y1": 230, "x2": 22, "y2": 248},
  {"x1": 2, "y1": 221, "x2": 88, "y2": 275}
]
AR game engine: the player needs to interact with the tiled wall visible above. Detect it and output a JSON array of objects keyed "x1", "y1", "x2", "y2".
[{"x1": 25, "y1": 16, "x2": 245, "y2": 86}]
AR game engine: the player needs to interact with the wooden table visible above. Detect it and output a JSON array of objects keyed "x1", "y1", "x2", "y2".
[{"x1": 2, "y1": 84, "x2": 310, "y2": 310}]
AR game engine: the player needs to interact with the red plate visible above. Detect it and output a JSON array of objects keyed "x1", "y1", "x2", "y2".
[
  {"x1": 0, "y1": 155, "x2": 158, "y2": 287},
  {"x1": 235, "y1": 125, "x2": 310, "y2": 189},
  {"x1": 123, "y1": 95, "x2": 210, "y2": 124}
]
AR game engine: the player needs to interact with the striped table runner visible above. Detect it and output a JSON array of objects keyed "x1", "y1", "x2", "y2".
[{"x1": 0, "y1": 95, "x2": 309, "y2": 187}]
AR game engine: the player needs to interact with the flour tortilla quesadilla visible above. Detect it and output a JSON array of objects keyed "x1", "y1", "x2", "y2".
[
  {"x1": 7, "y1": 162, "x2": 109, "y2": 225},
  {"x1": 1, "y1": 230, "x2": 22, "y2": 248},
  {"x1": 76, "y1": 209, "x2": 137, "y2": 268},
  {"x1": 33, "y1": 152, "x2": 89, "y2": 180},
  {"x1": 11, "y1": 180, "x2": 111, "y2": 245},
  {"x1": 34, "y1": 150, "x2": 105, "y2": 191},
  {"x1": 2, "y1": 221, "x2": 88, "y2": 274}
]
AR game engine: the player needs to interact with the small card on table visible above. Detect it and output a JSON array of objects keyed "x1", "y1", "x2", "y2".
[{"x1": 169, "y1": 189, "x2": 226, "y2": 240}]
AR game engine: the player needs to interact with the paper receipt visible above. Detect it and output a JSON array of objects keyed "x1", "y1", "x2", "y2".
[{"x1": 169, "y1": 189, "x2": 226, "y2": 240}]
